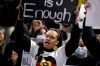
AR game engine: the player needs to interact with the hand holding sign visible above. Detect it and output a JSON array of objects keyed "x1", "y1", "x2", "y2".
[
  {"x1": 16, "y1": 0, "x2": 23, "y2": 12},
  {"x1": 85, "y1": 0, "x2": 91, "y2": 10},
  {"x1": 16, "y1": 0, "x2": 23, "y2": 20}
]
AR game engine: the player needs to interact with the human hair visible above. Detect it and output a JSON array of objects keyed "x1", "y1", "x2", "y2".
[
  {"x1": 49, "y1": 28, "x2": 63, "y2": 47},
  {"x1": 28, "y1": 19, "x2": 44, "y2": 37},
  {"x1": 0, "y1": 26, "x2": 6, "y2": 39},
  {"x1": 0, "y1": 26, "x2": 6, "y2": 54},
  {"x1": 62, "y1": 23, "x2": 71, "y2": 28},
  {"x1": 37, "y1": 26, "x2": 48, "y2": 35}
]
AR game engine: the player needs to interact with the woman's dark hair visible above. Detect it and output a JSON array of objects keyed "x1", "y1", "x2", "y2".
[{"x1": 49, "y1": 28, "x2": 63, "y2": 47}]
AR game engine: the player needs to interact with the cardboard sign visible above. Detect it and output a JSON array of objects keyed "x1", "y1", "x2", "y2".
[
  {"x1": 85, "y1": 0, "x2": 100, "y2": 29},
  {"x1": 23, "y1": 0, "x2": 78, "y2": 23}
]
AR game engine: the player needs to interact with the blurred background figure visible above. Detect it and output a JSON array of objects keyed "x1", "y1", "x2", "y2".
[
  {"x1": 66, "y1": 35, "x2": 96, "y2": 66},
  {"x1": 28, "y1": 19, "x2": 46, "y2": 38},
  {"x1": 28, "y1": 19, "x2": 48, "y2": 45},
  {"x1": 36, "y1": 27, "x2": 48, "y2": 39},
  {"x1": 96, "y1": 34, "x2": 100, "y2": 41},
  {"x1": 0, "y1": 26, "x2": 7, "y2": 55},
  {"x1": 0, "y1": 26, "x2": 7, "y2": 65}
]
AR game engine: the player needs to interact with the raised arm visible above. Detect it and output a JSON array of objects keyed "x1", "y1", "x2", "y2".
[
  {"x1": 15, "y1": 3, "x2": 30, "y2": 52},
  {"x1": 65, "y1": 7, "x2": 80, "y2": 57},
  {"x1": 65, "y1": 23, "x2": 80, "y2": 57},
  {"x1": 82, "y1": 18, "x2": 100, "y2": 59},
  {"x1": 15, "y1": 19, "x2": 31, "y2": 52}
]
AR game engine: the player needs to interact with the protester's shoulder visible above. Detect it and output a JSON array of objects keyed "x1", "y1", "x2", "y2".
[{"x1": 57, "y1": 45, "x2": 65, "y2": 52}]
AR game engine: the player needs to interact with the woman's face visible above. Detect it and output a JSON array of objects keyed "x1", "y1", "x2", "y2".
[
  {"x1": 43, "y1": 30, "x2": 59, "y2": 49},
  {"x1": 32, "y1": 21, "x2": 40, "y2": 31}
]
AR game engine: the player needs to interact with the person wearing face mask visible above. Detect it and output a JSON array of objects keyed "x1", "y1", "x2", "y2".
[
  {"x1": 82, "y1": 1, "x2": 100, "y2": 66},
  {"x1": 36, "y1": 26, "x2": 48, "y2": 39},
  {"x1": 66, "y1": 36, "x2": 96, "y2": 66},
  {"x1": 28, "y1": 19, "x2": 46, "y2": 38},
  {"x1": 74, "y1": 46, "x2": 88, "y2": 59},
  {"x1": 31, "y1": 26, "x2": 48, "y2": 45}
]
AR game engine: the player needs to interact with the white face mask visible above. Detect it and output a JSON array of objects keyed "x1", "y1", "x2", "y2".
[
  {"x1": 36, "y1": 34, "x2": 46, "y2": 40},
  {"x1": 74, "y1": 46, "x2": 87, "y2": 58}
]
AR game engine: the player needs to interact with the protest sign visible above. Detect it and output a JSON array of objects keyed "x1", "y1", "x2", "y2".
[
  {"x1": 22, "y1": 0, "x2": 78, "y2": 24},
  {"x1": 86, "y1": 0, "x2": 100, "y2": 29}
]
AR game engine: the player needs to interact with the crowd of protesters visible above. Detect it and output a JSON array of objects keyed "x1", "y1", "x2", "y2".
[{"x1": 0, "y1": 0, "x2": 100, "y2": 66}]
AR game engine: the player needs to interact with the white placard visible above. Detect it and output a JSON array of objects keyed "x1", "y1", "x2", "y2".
[
  {"x1": 85, "y1": 0, "x2": 100, "y2": 29},
  {"x1": 21, "y1": 50, "x2": 32, "y2": 66}
]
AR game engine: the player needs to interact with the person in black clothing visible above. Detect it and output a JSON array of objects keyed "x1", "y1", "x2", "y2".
[
  {"x1": 4, "y1": 22, "x2": 29, "y2": 66},
  {"x1": 81, "y1": 1, "x2": 100, "y2": 66},
  {"x1": 82, "y1": 18, "x2": 100, "y2": 66},
  {"x1": 66, "y1": 35, "x2": 96, "y2": 66},
  {"x1": 4, "y1": 41, "x2": 16, "y2": 66}
]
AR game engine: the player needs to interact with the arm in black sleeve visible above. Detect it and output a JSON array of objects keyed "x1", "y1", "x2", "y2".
[
  {"x1": 15, "y1": 19, "x2": 31, "y2": 52},
  {"x1": 3, "y1": 41, "x2": 15, "y2": 66},
  {"x1": 82, "y1": 18, "x2": 100, "y2": 59},
  {"x1": 65, "y1": 23, "x2": 80, "y2": 57}
]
